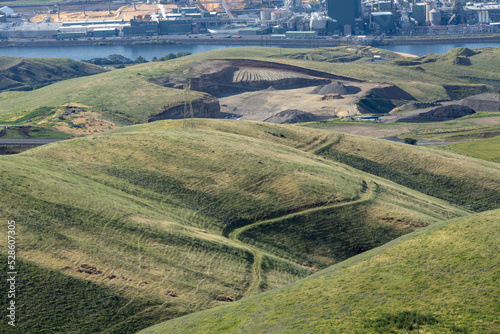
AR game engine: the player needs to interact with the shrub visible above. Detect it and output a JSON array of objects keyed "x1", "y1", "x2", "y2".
[{"x1": 404, "y1": 137, "x2": 417, "y2": 145}]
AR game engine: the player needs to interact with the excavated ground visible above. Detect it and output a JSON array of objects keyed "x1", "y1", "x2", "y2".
[{"x1": 153, "y1": 59, "x2": 414, "y2": 123}]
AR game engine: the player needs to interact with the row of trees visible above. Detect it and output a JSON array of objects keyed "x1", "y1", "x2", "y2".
[{"x1": 83, "y1": 52, "x2": 192, "y2": 66}]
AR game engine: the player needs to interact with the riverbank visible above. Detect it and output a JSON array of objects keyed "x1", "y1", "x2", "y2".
[
  {"x1": 379, "y1": 34, "x2": 500, "y2": 45},
  {"x1": 1, "y1": 33, "x2": 500, "y2": 49}
]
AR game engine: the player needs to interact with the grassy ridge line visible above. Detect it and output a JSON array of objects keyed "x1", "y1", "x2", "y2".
[
  {"x1": 0, "y1": 56, "x2": 106, "y2": 92},
  {"x1": 226, "y1": 180, "x2": 374, "y2": 296},
  {"x1": 308, "y1": 131, "x2": 500, "y2": 212},
  {"x1": 0, "y1": 119, "x2": 471, "y2": 332},
  {"x1": 0, "y1": 121, "x2": 370, "y2": 332},
  {"x1": 140, "y1": 209, "x2": 500, "y2": 334},
  {"x1": 116, "y1": 119, "x2": 500, "y2": 212}
]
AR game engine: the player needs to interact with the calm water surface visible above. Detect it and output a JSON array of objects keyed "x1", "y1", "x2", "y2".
[{"x1": 0, "y1": 41, "x2": 498, "y2": 60}]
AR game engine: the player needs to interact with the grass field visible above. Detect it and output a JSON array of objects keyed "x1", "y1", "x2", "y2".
[
  {"x1": 0, "y1": 56, "x2": 105, "y2": 92},
  {"x1": 0, "y1": 119, "x2": 474, "y2": 333},
  {"x1": 1, "y1": 46, "x2": 499, "y2": 135},
  {"x1": 0, "y1": 47, "x2": 499, "y2": 332},
  {"x1": 0, "y1": 126, "x2": 72, "y2": 139},
  {"x1": 444, "y1": 135, "x2": 500, "y2": 163},
  {"x1": 141, "y1": 209, "x2": 500, "y2": 334}
]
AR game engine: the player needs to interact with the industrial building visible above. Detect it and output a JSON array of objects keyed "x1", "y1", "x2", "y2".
[
  {"x1": 1, "y1": 0, "x2": 500, "y2": 41},
  {"x1": 326, "y1": 0, "x2": 362, "y2": 35}
]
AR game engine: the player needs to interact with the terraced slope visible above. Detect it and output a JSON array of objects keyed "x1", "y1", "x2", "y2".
[
  {"x1": 0, "y1": 119, "x2": 467, "y2": 333},
  {"x1": 141, "y1": 209, "x2": 500, "y2": 334}
]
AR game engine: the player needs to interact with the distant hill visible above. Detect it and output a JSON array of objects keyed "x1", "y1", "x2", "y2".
[
  {"x1": 141, "y1": 208, "x2": 500, "y2": 334},
  {"x1": 0, "y1": 56, "x2": 106, "y2": 92},
  {"x1": 0, "y1": 119, "x2": 474, "y2": 333},
  {"x1": 0, "y1": 46, "x2": 499, "y2": 134}
]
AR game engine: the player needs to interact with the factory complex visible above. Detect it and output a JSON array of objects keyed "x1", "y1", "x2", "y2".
[{"x1": 1, "y1": 0, "x2": 500, "y2": 41}]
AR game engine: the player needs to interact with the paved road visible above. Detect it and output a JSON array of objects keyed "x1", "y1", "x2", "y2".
[{"x1": 0, "y1": 139, "x2": 65, "y2": 146}]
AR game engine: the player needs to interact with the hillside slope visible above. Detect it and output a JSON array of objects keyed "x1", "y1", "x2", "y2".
[
  {"x1": 1, "y1": 47, "x2": 499, "y2": 133},
  {"x1": 141, "y1": 208, "x2": 500, "y2": 334},
  {"x1": 123, "y1": 120, "x2": 500, "y2": 212},
  {"x1": 0, "y1": 56, "x2": 106, "y2": 92},
  {"x1": 0, "y1": 119, "x2": 468, "y2": 333}
]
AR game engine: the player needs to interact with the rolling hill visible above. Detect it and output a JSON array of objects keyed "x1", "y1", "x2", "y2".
[
  {"x1": 141, "y1": 208, "x2": 500, "y2": 334},
  {"x1": 0, "y1": 119, "x2": 485, "y2": 333},
  {"x1": 1, "y1": 47, "x2": 499, "y2": 333},
  {"x1": 0, "y1": 56, "x2": 106, "y2": 92},
  {"x1": 1, "y1": 46, "x2": 499, "y2": 136}
]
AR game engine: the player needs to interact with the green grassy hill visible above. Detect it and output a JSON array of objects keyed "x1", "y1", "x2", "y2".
[
  {"x1": 140, "y1": 208, "x2": 500, "y2": 334},
  {"x1": 1, "y1": 47, "x2": 499, "y2": 134},
  {"x1": 0, "y1": 119, "x2": 474, "y2": 333},
  {"x1": 445, "y1": 135, "x2": 500, "y2": 163},
  {"x1": 0, "y1": 56, "x2": 106, "y2": 92}
]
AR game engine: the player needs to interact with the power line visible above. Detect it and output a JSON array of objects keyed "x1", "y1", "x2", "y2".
[{"x1": 183, "y1": 69, "x2": 196, "y2": 129}]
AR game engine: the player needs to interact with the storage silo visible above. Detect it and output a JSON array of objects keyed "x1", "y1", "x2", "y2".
[
  {"x1": 260, "y1": 10, "x2": 271, "y2": 21},
  {"x1": 429, "y1": 8, "x2": 441, "y2": 25}
]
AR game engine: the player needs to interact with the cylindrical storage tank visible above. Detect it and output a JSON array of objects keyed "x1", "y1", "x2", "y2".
[
  {"x1": 430, "y1": 8, "x2": 441, "y2": 26},
  {"x1": 270, "y1": 10, "x2": 288, "y2": 21},
  {"x1": 411, "y1": 3, "x2": 426, "y2": 24},
  {"x1": 426, "y1": 1, "x2": 436, "y2": 23},
  {"x1": 260, "y1": 10, "x2": 271, "y2": 21}
]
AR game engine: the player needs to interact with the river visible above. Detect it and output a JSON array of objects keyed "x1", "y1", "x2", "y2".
[{"x1": 0, "y1": 41, "x2": 498, "y2": 60}]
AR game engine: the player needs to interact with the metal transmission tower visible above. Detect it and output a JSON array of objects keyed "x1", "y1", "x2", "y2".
[{"x1": 183, "y1": 69, "x2": 195, "y2": 129}]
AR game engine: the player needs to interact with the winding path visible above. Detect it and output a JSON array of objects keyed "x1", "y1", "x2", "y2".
[{"x1": 227, "y1": 180, "x2": 376, "y2": 297}]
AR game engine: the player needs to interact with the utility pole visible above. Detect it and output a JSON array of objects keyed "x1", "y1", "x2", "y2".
[{"x1": 183, "y1": 69, "x2": 195, "y2": 129}]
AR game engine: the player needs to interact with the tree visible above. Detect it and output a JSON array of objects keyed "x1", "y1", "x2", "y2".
[
  {"x1": 135, "y1": 56, "x2": 148, "y2": 64},
  {"x1": 404, "y1": 137, "x2": 417, "y2": 145},
  {"x1": 107, "y1": 54, "x2": 134, "y2": 65}
]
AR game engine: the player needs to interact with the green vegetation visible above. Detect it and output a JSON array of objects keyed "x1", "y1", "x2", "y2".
[
  {"x1": 0, "y1": 126, "x2": 71, "y2": 139},
  {"x1": 444, "y1": 135, "x2": 500, "y2": 163},
  {"x1": 269, "y1": 45, "x2": 399, "y2": 63},
  {"x1": 404, "y1": 137, "x2": 417, "y2": 145},
  {"x1": 1, "y1": 46, "x2": 499, "y2": 133},
  {"x1": 0, "y1": 257, "x2": 177, "y2": 333},
  {"x1": 0, "y1": 145, "x2": 36, "y2": 155},
  {"x1": 0, "y1": 56, "x2": 106, "y2": 92},
  {"x1": 0, "y1": 47, "x2": 499, "y2": 333},
  {"x1": 310, "y1": 133, "x2": 500, "y2": 211},
  {"x1": 0, "y1": 119, "x2": 471, "y2": 332},
  {"x1": 142, "y1": 209, "x2": 500, "y2": 334},
  {"x1": 83, "y1": 52, "x2": 193, "y2": 66}
]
